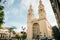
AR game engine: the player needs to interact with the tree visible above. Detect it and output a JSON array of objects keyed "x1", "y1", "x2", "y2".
[
  {"x1": 12, "y1": 31, "x2": 16, "y2": 34},
  {"x1": 52, "y1": 26, "x2": 60, "y2": 40},
  {"x1": 21, "y1": 33, "x2": 27, "y2": 39},
  {"x1": 0, "y1": 0, "x2": 1, "y2": 2},
  {"x1": 0, "y1": 0, "x2": 6, "y2": 29},
  {"x1": 0, "y1": 1, "x2": 4, "y2": 29},
  {"x1": 0, "y1": 0, "x2": 6, "y2": 4},
  {"x1": 15, "y1": 34, "x2": 21, "y2": 40}
]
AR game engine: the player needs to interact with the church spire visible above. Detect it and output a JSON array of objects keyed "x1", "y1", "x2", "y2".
[
  {"x1": 27, "y1": 4, "x2": 34, "y2": 22},
  {"x1": 38, "y1": 0, "x2": 46, "y2": 19},
  {"x1": 38, "y1": 0, "x2": 44, "y2": 10},
  {"x1": 28, "y1": 4, "x2": 33, "y2": 13}
]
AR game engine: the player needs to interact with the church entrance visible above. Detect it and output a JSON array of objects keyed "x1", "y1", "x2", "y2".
[{"x1": 33, "y1": 23, "x2": 40, "y2": 39}]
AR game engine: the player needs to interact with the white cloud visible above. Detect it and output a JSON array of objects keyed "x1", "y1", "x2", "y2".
[
  {"x1": 6, "y1": 0, "x2": 15, "y2": 6},
  {"x1": 4, "y1": 7, "x2": 19, "y2": 22},
  {"x1": 4, "y1": 10, "x2": 10, "y2": 22},
  {"x1": 19, "y1": 0, "x2": 39, "y2": 18},
  {"x1": 10, "y1": 8, "x2": 19, "y2": 15}
]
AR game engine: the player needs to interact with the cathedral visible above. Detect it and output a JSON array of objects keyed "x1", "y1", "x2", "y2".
[{"x1": 27, "y1": 0, "x2": 52, "y2": 40}]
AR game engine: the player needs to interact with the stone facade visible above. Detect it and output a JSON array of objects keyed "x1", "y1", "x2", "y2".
[{"x1": 27, "y1": 0, "x2": 52, "y2": 40}]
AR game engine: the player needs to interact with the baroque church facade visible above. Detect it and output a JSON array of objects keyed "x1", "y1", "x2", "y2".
[{"x1": 27, "y1": 0, "x2": 52, "y2": 40}]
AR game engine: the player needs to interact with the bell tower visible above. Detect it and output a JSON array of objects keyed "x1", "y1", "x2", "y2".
[
  {"x1": 38, "y1": 0, "x2": 46, "y2": 19},
  {"x1": 27, "y1": 0, "x2": 53, "y2": 40},
  {"x1": 27, "y1": 4, "x2": 34, "y2": 22},
  {"x1": 27, "y1": 4, "x2": 34, "y2": 40}
]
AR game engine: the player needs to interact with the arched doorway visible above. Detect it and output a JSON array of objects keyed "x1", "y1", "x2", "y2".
[{"x1": 33, "y1": 23, "x2": 40, "y2": 39}]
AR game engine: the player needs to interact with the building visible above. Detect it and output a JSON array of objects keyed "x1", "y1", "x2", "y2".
[
  {"x1": 0, "y1": 28, "x2": 15, "y2": 39},
  {"x1": 50, "y1": 0, "x2": 60, "y2": 29},
  {"x1": 0, "y1": 29, "x2": 9, "y2": 38},
  {"x1": 27, "y1": 0, "x2": 52, "y2": 40}
]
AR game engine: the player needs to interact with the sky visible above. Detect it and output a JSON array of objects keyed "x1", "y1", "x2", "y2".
[{"x1": 1, "y1": 0, "x2": 57, "y2": 32}]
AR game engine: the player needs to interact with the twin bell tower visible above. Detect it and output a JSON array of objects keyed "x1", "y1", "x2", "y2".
[{"x1": 27, "y1": 0, "x2": 52, "y2": 40}]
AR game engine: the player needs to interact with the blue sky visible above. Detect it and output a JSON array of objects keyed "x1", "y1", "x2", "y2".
[{"x1": 2, "y1": 0, "x2": 57, "y2": 32}]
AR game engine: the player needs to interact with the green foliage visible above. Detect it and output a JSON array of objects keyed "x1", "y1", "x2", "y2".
[
  {"x1": 0, "y1": 11, "x2": 4, "y2": 17},
  {"x1": 0, "y1": 5, "x2": 4, "y2": 29},
  {"x1": 52, "y1": 26, "x2": 60, "y2": 40},
  {"x1": 0, "y1": 11, "x2": 4, "y2": 24},
  {"x1": 21, "y1": 34, "x2": 27, "y2": 39},
  {"x1": 0, "y1": 0, "x2": 1, "y2": 2},
  {"x1": 0, "y1": 5, "x2": 4, "y2": 11},
  {"x1": 0, "y1": 25, "x2": 2, "y2": 29},
  {"x1": 15, "y1": 33, "x2": 27, "y2": 39},
  {"x1": 0, "y1": 0, "x2": 6, "y2": 29},
  {"x1": 15, "y1": 34, "x2": 21, "y2": 38},
  {"x1": 0, "y1": 0, "x2": 6, "y2": 4}
]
